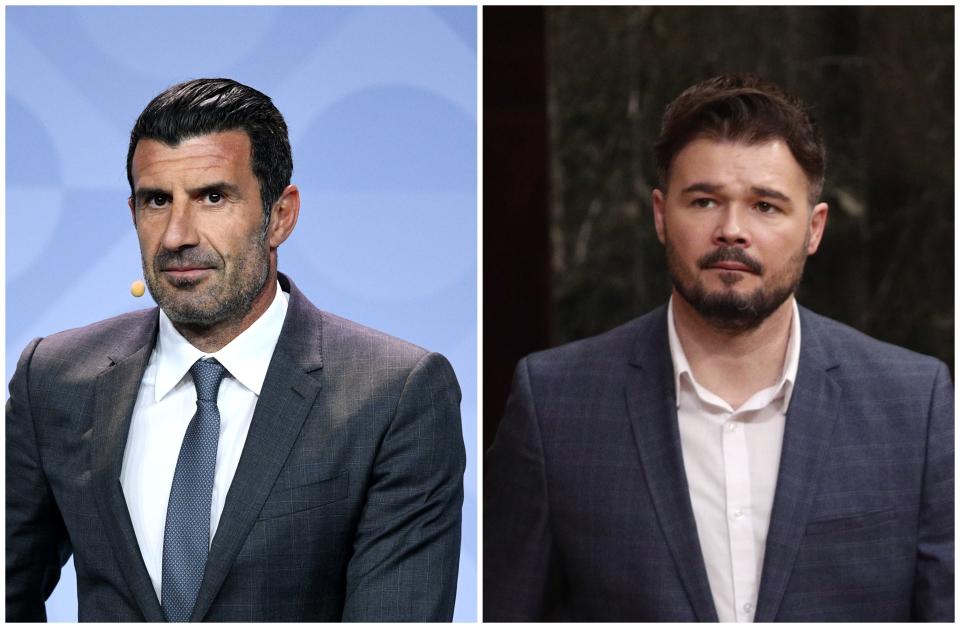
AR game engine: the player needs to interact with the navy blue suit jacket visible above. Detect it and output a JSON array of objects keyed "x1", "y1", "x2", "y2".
[{"x1": 484, "y1": 304, "x2": 953, "y2": 621}]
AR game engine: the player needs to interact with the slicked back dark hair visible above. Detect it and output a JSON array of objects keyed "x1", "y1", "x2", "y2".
[
  {"x1": 653, "y1": 74, "x2": 826, "y2": 204},
  {"x1": 126, "y1": 78, "x2": 293, "y2": 221}
]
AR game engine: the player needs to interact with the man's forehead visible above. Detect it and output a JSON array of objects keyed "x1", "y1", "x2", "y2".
[
  {"x1": 669, "y1": 138, "x2": 808, "y2": 192},
  {"x1": 131, "y1": 130, "x2": 251, "y2": 185}
]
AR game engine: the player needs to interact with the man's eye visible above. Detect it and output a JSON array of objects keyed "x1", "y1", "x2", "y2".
[
  {"x1": 756, "y1": 201, "x2": 778, "y2": 213},
  {"x1": 207, "y1": 192, "x2": 222, "y2": 203},
  {"x1": 693, "y1": 198, "x2": 717, "y2": 208},
  {"x1": 149, "y1": 195, "x2": 168, "y2": 207}
]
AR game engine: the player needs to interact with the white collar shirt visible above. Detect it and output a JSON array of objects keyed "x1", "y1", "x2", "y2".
[
  {"x1": 120, "y1": 282, "x2": 289, "y2": 603},
  {"x1": 668, "y1": 296, "x2": 801, "y2": 622}
]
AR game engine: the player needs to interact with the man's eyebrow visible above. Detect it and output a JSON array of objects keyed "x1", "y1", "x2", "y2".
[
  {"x1": 751, "y1": 186, "x2": 791, "y2": 203},
  {"x1": 187, "y1": 181, "x2": 244, "y2": 198},
  {"x1": 680, "y1": 182, "x2": 724, "y2": 195},
  {"x1": 679, "y1": 182, "x2": 793, "y2": 203}
]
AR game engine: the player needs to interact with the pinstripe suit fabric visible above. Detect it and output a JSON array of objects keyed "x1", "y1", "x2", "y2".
[
  {"x1": 6, "y1": 274, "x2": 465, "y2": 622},
  {"x1": 484, "y1": 304, "x2": 953, "y2": 621}
]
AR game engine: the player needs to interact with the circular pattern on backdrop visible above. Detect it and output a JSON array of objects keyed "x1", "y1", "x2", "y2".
[
  {"x1": 294, "y1": 85, "x2": 474, "y2": 301},
  {"x1": 7, "y1": 96, "x2": 64, "y2": 280},
  {"x1": 73, "y1": 6, "x2": 280, "y2": 81}
]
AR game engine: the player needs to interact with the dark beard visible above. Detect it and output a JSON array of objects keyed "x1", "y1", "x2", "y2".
[
  {"x1": 674, "y1": 278, "x2": 796, "y2": 333},
  {"x1": 666, "y1": 239, "x2": 807, "y2": 333}
]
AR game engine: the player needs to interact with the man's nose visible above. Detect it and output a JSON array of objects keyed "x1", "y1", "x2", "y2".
[
  {"x1": 712, "y1": 206, "x2": 751, "y2": 247},
  {"x1": 160, "y1": 202, "x2": 200, "y2": 251}
]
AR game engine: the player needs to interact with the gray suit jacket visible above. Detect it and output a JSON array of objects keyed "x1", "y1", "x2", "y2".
[
  {"x1": 484, "y1": 304, "x2": 953, "y2": 621},
  {"x1": 6, "y1": 274, "x2": 465, "y2": 622}
]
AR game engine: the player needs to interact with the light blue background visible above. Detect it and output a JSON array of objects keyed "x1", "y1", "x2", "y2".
[{"x1": 6, "y1": 6, "x2": 477, "y2": 621}]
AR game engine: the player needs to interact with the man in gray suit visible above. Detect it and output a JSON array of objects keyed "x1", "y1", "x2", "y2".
[
  {"x1": 485, "y1": 74, "x2": 953, "y2": 621},
  {"x1": 7, "y1": 78, "x2": 465, "y2": 622}
]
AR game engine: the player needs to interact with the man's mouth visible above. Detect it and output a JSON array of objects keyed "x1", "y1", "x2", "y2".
[
  {"x1": 698, "y1": 248, "x2": 763, "y2": 275},
  {"x1": 708, "y1": 261, "x2": 755, "y2": 273},
  {"x1": 161, "y1": 267, "x2": 214, "y2": 282}
]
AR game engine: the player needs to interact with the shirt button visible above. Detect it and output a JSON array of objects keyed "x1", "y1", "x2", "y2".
[
  {"x1": 731, "y1": 509, "x2": 744, "y2": 521},
  {"x1": 725, "y1": 421, "x2": 738, "y2": 432},
  {"x1": 743, "y1": 602, "x2": 754, "y2": 613}
]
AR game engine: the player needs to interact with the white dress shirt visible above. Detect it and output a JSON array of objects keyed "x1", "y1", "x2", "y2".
[
  {"x1": 120, "y1": 282, "x2": 289, "y2": 602},
  {"x1": 668, "y1": 296, "x2": 800, "y2": 623}
]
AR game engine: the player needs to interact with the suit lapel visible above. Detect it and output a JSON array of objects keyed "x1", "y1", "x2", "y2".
[
  {"x1": 624, "y1": 307, "x2": 718, "y2": 622},
  {"x1": 191, "y1": 277, "x2": 324, "y2": 621},
  {"x1": 90, "y1": 311, "x2": 165, "y2": 622},
  {"x1": 754, "y1": 308, "x2": 841, "y2": 622}
]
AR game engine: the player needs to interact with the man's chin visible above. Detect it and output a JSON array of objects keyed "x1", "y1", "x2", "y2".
[
  {"x1": 702, "y1": 286, "x2": 754, "y2": 303},
  {"x1": 150, "y1": 289, "x2": 222, "y2": 326},
  {"x1": 161, "y1": 304, "x2": 222, "y2": 327},
  {"x1": 674, "y1": 281, "x2": 760, "y2": 328},
  {"x1": 701, "y1": 270, "x2": 759, "y2": 290}
]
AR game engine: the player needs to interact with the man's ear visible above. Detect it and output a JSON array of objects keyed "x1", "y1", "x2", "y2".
[
  {"x1": 128, "y1": 196, "x2": 137, "y2": 227},
  {"x1": 652, "y1": 189, "x2": 667, "y2": 245},
  {"x1": 266, "y1": 184, "x2": 301, "y2": 248},
  {"x1": 806, "y1": 201, "x2": 829, "y2": 255}
]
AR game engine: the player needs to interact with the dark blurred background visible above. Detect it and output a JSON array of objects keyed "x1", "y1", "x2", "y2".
[{"x1": 484, "y1": 5, "x2": 954, "y2": 449}]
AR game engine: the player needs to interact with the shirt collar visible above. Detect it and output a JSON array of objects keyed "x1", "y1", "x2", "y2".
[
  {"x1": 667, "y1": 296, "x2": 801, "y2": 413},
  {"x1": 153, "y1": 281, "x2": 290, "y2": 401}
]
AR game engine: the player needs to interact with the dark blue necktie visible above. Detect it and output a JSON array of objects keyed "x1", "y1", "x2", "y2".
[{"x1": 161, "y1": 358, "x2": 227, "y2": 622}]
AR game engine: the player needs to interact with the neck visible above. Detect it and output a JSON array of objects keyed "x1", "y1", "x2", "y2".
[
  {"x1": 672, "y1": 288, "x2": 794, "y2": 408},
  {"x1": 173, "y1": 273, "x2": 278, "y2": 354}
]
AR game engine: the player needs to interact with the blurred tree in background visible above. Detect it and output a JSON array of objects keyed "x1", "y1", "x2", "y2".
[{"x1": 546, "y1": 6, "x2": 953, "y2": 370}]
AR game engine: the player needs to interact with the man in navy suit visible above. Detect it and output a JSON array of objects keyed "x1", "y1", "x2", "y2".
[{"x1": 484, "y1": 74, "x2": 953, "y2": 621}]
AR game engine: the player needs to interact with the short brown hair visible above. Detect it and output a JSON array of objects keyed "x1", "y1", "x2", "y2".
[{"x1": 653, "y1": 74, "x2": 826, "y2": 203}]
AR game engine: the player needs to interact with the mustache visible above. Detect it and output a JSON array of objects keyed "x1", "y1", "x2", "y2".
[
  {"x1": 697, "y1": 247, "x2": 763, "y2": 274},
  {"x1": 154, "y1": 248, "x2": 221, "y2": 270}
]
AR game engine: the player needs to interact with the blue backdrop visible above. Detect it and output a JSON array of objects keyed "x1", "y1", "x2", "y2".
[{"x1": 5, "y1": 5, "x2": 477, "y2": 621}]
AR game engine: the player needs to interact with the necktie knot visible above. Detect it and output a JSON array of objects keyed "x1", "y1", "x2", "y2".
[{"x1": 190, "y1": 359, "x2": 226, "y2": 402}]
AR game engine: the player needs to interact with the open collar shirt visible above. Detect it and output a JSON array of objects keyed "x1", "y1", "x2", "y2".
[{"x1": 668, "y1": 296, "x2": 800, "y2": 622}]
